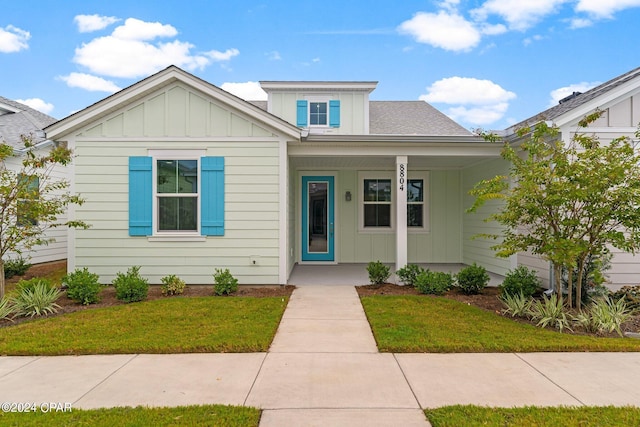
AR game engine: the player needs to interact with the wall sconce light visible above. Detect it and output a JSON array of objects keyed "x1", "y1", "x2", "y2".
[{"x1": 345, "y1": 191, "x2": 352, "y2": 201}]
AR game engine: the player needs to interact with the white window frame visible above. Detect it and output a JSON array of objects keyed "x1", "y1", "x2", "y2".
[
  {"x1": 149, "y1": 149, "x2": 205, "y2": 236},
  {"x1": 305, "y1": 96, "x2": 331, "y2": 128},
  {"x1": 406, "y1": 172, "x2": 429, "y2": 232}
]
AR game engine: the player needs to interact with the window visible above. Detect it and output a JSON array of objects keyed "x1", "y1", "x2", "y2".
[
  {"x1": 17, "y1": 174, "x2": 39, "y2": 226},
  {"x1": 363, "y1": 178, "x2": 392, "y2": 227},
  {"x1": 296, "y1": 99, "x2": 340, "y2": 128},
  {"x1": 156, "y1": 159, "x2": 198, "y2": 232},
  {"x1": 407, "y1": 179, "x2": 424, "y2": 227},
  {"x1": 309, "y1": 102, "x2": 327, "y2": 126}
]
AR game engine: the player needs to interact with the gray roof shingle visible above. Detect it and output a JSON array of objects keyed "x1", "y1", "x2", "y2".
[{"x1": 0, "y1": 96, "x2": 57, "y2": 148}]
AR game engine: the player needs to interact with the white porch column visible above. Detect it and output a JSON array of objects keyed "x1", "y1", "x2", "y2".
[{"x1": 396, "y1": 156, "x2": 408, "y2": 273}]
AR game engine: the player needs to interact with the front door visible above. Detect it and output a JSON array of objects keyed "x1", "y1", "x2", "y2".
[{"x1": 302, "y1": 176, "x2": 334, "y2": 261}]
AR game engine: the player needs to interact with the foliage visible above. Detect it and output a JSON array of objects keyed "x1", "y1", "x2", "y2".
[
  {"x1": 414, "y1": 270, "x2": 453, "y2": 295},
  {"x1": 469, "y1": 113, "x2": 640, "y2": 310},
  {"x1": 367, "y1": 260, "x2": 391, "y2": 285},
  {"x1": 499, "y1": 266, "x2": 541, "y2": 298},
  {"x1": 611, "y1": 285, "x2": 640, "y2": 312},
  {"x1": 10, "y1": 279, "x2": 61, "y2": 317},
  {"x1": 396, "y1": 264, "x2": 425, "y2": 286},
  {"x1": 3, "y1": 256, "x2": 31, "y2": 279},
  {"x1": 500, "y1": 291, "x2": 533, "y2": 318},
  {"x1": 455, "y1": 263, "x2": 489, "y2": 295},
  {"x1": 529, "y1": 294, "x2": 571, "y2": 332},
  {"x1": 63, "y1": 267, "x2": 102, "y2": 305},
  {"x1": 112, "y1": 266, "x2": 148, "y2": 303},
  {"x1": 573, "y1": 297, "x2": 633, "y2": 337},
  {"x1": 160, "y1": 274, "x2": 186, "y2": 296},
  {"x1": 0, "y1": 296, "x2": 15, "y2": 321},
  {"x1": 0, "y1": 135, "x2": 88, "y2": 299},
  {"x1": 562, "y1": 252, "x2": 611, "y2": 307},
  {"x1": 213, "y1": 268, "x2": 238, "y2": 295}
]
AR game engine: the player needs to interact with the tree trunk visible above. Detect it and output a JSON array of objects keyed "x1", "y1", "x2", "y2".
[
  {"x1": 567, "y1": 267, "x2": 573, "y2": 309},
  {"x1": 576, "y1": 257, "x2": 585, "y2": 311},
  {"x1": 554, "y1": 264, "x2": 563, "y2": 299},
  {"x1": 0, "y1": 259, "x2": 4, "y2": 300}
]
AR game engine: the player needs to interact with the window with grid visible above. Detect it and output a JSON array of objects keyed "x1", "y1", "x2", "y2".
[
  {"x1": 363, "y1": 178, "x2": 392, "y2": 227},
  {"x1": 156, "y1": 159, "x2": 198, "y2": 232},
  {"x1": 407, "y1": 179, "x2": 424, "y2": 227}
]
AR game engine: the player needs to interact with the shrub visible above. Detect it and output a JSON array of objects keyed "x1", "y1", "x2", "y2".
[
  {"x1": 396, "y1": 264, "x2": 425, "y2": 286},
  {"x1": 161, "y1": 274, "x2": 186, "y2": 296},
  {"x1": 213, "y1": 268, "x2": 238, "y2": 296},
  {"x1": 112, "y1": 266, "x2": 148, "y2": 303},
  {"x1": 455, "y1": 263, "x2": 490, "y2": 295},
  {"x1": 414, "y1": 270, "x2": 453, "y2": 295},
  {"x1": 500, "y1": 266, "x2": 541, "y2": 299},
  {"x1": 500, "y1": 292, "x2": 533, "y2": 318},
  {"x1": 611, "y1": 286, "x2": 640, "y2": 312},
  {"x1": 573, "y1": 297, "x2": 633, "y2": 337},
  {"x1": 3, "y1": 257, "x2": 31, "y2": 279},
  {"x1": 562, "y1": 252, "x2": 611, "y2": 306},
  {"x1": 0, "y1": 297, "x2": 15, "y2": 321},
  {"x1": 367, "y1": 261, "x2": 390, "y2": 285},
  {"x1": 10, "y1": 279, "x2": 61, "y2": 317},
  {"x1": 63, "y1": 268, "x2": 102, "y2": 305},
  {"x1": 529, "y1": 294, "x2": 571, "y2": 332}
]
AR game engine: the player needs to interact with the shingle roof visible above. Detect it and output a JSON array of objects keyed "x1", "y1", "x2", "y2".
[
  {"x1": 509, "y1": 66, "x2": 640, "y2": 132},
  {"x1": 0, "y1": 96, "x2": 57, "y2": 148},
  {"x1": 249, "y1": 100, "x2": 472, "y2": 136}
]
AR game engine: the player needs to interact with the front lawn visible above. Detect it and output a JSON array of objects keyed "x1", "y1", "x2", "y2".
[
  {"x1": 425, "y1": 405, "x2": 640, "y2": 427},
  {"x1": 360, "y1": 295, "x2": 640, "y2": 352},
  {"x1": 0, "y1": 296, "x2": 288, "y2": 355},
  {"x1": 0, "y1": 404, "x2": 260, "y2": 427}
]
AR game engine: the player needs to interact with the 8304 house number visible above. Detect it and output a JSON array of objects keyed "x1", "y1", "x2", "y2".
[{"x1": 398, "y1": 164, "x2": 406, "y2": 191}]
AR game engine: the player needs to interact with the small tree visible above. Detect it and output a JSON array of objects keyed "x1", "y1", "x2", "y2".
[
  {"x1": 469, "y1": 112, "x2": 640, "y2": 310},
  {"x1": 0, "y1": 135, "x2": 87, "y2": 298}
]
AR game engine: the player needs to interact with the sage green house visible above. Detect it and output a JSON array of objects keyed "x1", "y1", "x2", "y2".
[{"x1": 45, "y1": 65, "x2": 507, "y2": 285}]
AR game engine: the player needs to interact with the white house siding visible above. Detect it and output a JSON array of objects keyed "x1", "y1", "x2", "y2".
[
  {"x1": 4, "y1": 147, "x2": 68, "y2": 265},
  {"x1": 69, "y1": 83, "x2": 284, "y2": 285},
  {"x1": 461, "y1": 158, "x2": 511, "y2": 276}
]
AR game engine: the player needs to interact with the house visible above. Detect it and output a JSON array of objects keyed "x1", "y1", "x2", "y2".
[
  {"x1": 44, "y1": 65, "x2": 511, "y2": 285},
  {"x1": 0, "y1": 97, "x2": 67, "y2": 265},
  {"x1": 503, "y1": 66, "x2": 640, "y2": 290}
]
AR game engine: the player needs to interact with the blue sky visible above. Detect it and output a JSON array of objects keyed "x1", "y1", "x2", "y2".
[{"x1": 2, "y1": 0, "x2": 639, "y2": 130}]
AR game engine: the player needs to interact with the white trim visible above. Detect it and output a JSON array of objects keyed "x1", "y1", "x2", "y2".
[
  {"x1": 278, "y1": 138, "x2": 288, "y2": 284},
  {"x1": 396, "y1": 156, "x2": 408, "y2": 271},
  {"x1": 358, "y1": 171, "x2": 395, "y2": 232},
  {"x1": 67, "y1": 136, "x2": 77, "y2": 273}
]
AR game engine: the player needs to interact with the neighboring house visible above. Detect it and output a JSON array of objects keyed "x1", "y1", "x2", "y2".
[
  {"x1": 0, "y1": 96, "x2": 67, "y2": 265},
  {"x1": 504, "y1": 66, "x2": 640, "y2": 290},
  {"x1": 45, "y1": 65, "x2": 508, "y2": 285}
]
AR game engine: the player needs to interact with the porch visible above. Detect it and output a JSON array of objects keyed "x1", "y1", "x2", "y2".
[{"x1": 287, "y1": 263, "x2": 505, "y2": 286}]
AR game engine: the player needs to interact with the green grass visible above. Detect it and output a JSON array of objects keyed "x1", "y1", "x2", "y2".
[
  {"x1": 360, "y1": 295, "x2": 640, "y2": 352},
  {"x1": 0, "y1": 404, "x2": 260, "y2": 427},
  {"x1": 425, "y1": 405, "x2": 640, "y2": 427},
  {"x1": 0, "y1": 296, "x2": 288, "y2": 355}
]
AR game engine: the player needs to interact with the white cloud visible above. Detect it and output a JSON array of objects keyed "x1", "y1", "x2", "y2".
[
  {"x1": 547, "y1": 81, "x2": 600, "y2": 107},
  {"x1": 74, "y1": 14, "x2": 120, "y2": 32},
  {"x1": 569, "y1": 17, "x2": 593, "y2": 28},
  {"x1": 220, "y1": 82, "x2": 267, "y2": 101},
  {"x1": 0, "y1": 25, "x2": 30, "y2": 53},
  {"x1": 73, "y1": 18, "x2": 237, "y2": 79},
  {"x1": 58, "y1": 72, "x2": 122, "y2": 93},
  {"x1": 575, "y1": 0, "x2": 640, "y2": 18},
  {"x1": 523, "y1": 34, "x2": 544, "y2": 46},
  {"x1": 420, "y1": 76, "x2": 516, "y2": 125},
  {"x1": 398, "y1": 11, "x2": 480, "y2": 52},
  {"x1": 15, "y1": 98, "x2": 54, "y2": 115},
  {"x1": 266, "y1": 50, "x2": 281, "y2": 60},
  {"x1": 471, "y1": 0, "x2": 570, "y2": 31}
]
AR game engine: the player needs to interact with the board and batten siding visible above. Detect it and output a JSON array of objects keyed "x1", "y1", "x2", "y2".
[{"x1": 69, "y1": 83, "x2": 284, "y2": 284}]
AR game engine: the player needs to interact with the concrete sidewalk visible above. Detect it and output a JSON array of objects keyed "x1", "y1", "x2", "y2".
[{"x1": 1, "y1": 285, "x2": 639, "y2": 426}]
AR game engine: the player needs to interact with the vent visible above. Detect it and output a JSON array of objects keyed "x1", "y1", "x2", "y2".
[{"x1": 559, "y1": 91, "x2": 582, "y2": 104}]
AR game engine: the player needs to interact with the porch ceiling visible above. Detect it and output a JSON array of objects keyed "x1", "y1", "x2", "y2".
[{"x1": 290, "y1": 154, "x2": 497, "y2": 169}]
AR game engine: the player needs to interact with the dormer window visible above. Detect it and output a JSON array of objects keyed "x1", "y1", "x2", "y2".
[
  {"x1": 296, "y1": 99, "x2": 340, "y2": 128},
  {"x1": 310, "y1": 102, "x2": 327, "y2": 126}
]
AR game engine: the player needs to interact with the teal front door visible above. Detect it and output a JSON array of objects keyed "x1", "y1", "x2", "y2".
[{"x1": 302, "y1": 176, "x2": 334, "y2": 261}]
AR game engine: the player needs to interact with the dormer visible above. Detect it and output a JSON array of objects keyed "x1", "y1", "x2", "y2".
[{"x1": 259, "y1": 81, "x2": 377, "y2": 135}]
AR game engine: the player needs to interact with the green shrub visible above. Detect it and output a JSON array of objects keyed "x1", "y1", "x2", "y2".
[
  {"x1": 3, "y1": 257, "x2": 31, "y2": 279},
  {"x1": 161, "y1": 274, "x2": 186, "y2": 296},
  {"x1": 63, "y1": 268, "x2": 102, "y2": 305},
  {"x1": 573, "y1": 297, "x2": 633, "y2": 337},
  {"x1": 455, "y1": 263, "x2": 490, "y2": 295},
  {"x1": 367, "y1": 261, "x2": 390, "y2": 285},
  {"x1": 213, "y1": 268, "x2": 238, "y2": 295},
  {"x1": 0, "y1": 297, "x2": 15, "y2": 321},
  {"x1": 500, "y1": 266, "x2": 541, "y2": 298},
  {"x1": 611, "y1": 285, "x2": 640, "y2": 312},
  {"x1": 562, "y1": 252, "x2": 611, "y2": 306},
  {"x1": 10, "y1": 279, "x2": 61, "y2": 317},
  {"x1": 112, "y1": 266, "x2": 148, "y2": 303},
  {"x1": 500, "y1": 291, "x2": 533, "y2": 318},
  {"x1": 529, "y1": 294, "x2": 571, "y2": 332},
  {"x1": 396, "y1": 264, "x2": 425, "y2": 286},
  {"x1": 414, "y1": 270, "x2": 453, "y2": 295}
]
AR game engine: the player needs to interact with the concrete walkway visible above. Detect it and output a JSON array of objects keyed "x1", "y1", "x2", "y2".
[{"x1": 1, "y1": 286, "x2": 639, "y2": 426}]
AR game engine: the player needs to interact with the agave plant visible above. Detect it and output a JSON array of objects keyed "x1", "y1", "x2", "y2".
[
  {"x1": 500, "y1": 291, "x2": 533, "y2": 318},
  {"x1": 573, "y1": 297, "x2": 633, "y2": 337},
  {"x1": 529, "y1": 294, "x2": 572, "y2": 332},
  {"x1": 11, "y1": 280, "x2": 61, "y2": 318}
]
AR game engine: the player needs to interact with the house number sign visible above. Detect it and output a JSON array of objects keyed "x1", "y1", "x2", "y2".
[{"x1": 398, "y1": 163, "x2": 406, "y2": 193}]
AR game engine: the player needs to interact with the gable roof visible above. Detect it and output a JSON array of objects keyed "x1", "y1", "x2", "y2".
[
  {"x1": 508, "y1": 66, "x2": 640, "y2": 133},
  {"x1": 45, "y1": 66, "x2": 301, "y2": 140},
  {"x1": 0, "y1": 96, "x2": 57, "y2": 148}
]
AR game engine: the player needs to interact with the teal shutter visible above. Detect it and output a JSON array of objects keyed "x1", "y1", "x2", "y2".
[
  {"x1": 201, "y1": 156, "x2": 225, "y2": 236},
  {"x1": 129, "y1": 156, "x2": 152, "y2": 236},
  {"x1": 329, "y1": 100, "x2": 340, "y2": 127},
  {"x1": 296, "y1": 100, "x2": 308, "y2": 127}
]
